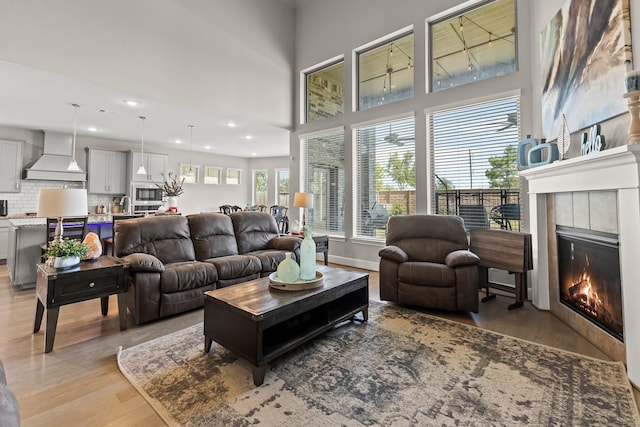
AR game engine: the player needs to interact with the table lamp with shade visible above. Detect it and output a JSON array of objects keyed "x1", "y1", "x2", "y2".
[
  {"x1": 293, "y1": 192, "x2": 313, "y2": 233},
  {"x1": 38, "y1": 188, "x2": 88, "y2": 244}
]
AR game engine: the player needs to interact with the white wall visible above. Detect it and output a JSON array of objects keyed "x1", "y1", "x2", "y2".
[
  {"x1": 291, "y1": 0, "x2": 534, "y2": 269},
  {"x1": 0, "y1": 0, "x2": 295, "y2": 128}
]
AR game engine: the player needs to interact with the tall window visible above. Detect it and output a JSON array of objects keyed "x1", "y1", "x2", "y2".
[
  {"x1": 357, "y1": 32, "x2": 414, "y2": 110},
  {"x1": 305, "y1": 60, "x2": 344, "y2": 123},
  {"x1": 429, "y1": 0, "x2": 517, "y2": 91},
  {"x1": 430, "y1": 96, "x2": 521, "y2": 231},
  {"x1": 355, "y1": 117, "x2": 415, "y2": 239},
  {"x1": 253, "y1": 170, "x2": 268, "y2": 205},
  {"x1": 302, "y1": 130, "x2": 345, "y2": 236},
  {"x1": 276, "y1": 169, "x2": 290, "y2": 206}
]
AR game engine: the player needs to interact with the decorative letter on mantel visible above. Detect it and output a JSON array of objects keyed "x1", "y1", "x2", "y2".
[{"x1": 580, "y1": 124, "x2": 606, "y2": 156}]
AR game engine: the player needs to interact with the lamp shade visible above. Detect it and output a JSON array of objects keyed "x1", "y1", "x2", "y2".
[
  {"x1": 37, "y1": 188, "x2": 88, "y2": 218},
  {"x1": 293, "y1": 192, "x2": 313, "y2": 209}
]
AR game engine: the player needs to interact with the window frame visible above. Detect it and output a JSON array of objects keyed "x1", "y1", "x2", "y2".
[
  {"x1": 275, "y1": 168, "x2": 290, "y2": 206},
  {"x1": 226, "y1": 168, "x2": 242, "y2": 185},
  {"x1": 252, "y1": 169, "x2": 269, "y2": 206},
  {"x1": 203, "y1": 165, "x2": 222, "y2": 185},
  {"x1": 303, "y1": 57, "x2": 345, "y2": 124},
  {"x1": 179, "y1": 163, "x2": 199, "y2": 184},
  {"x1": 354, "y1": 26, "x2": 414, "y2": 112}
]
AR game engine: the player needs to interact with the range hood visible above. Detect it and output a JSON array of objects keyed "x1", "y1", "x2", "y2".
[{"x1": 23, "y1": 131, "x2": 86, "y2": 182}]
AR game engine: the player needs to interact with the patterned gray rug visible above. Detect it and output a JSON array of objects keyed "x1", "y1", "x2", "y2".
[{"x1": 117, "y1": 302, "x2": 640, "y2": 426}]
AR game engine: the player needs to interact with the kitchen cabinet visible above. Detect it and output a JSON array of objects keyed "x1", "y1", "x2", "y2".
[
  {"x1": 0, "y1": 139, "x2": 23, "y2": 193},
  {"x1": 129, "y1": 151, "x2": 167, "y2": 183},
  {"x1": 0, "y1": 219, "x2": 8, "y2": 261},
  {"x1": 87, "y1": 148, "x2": 127, "y2": 194},
  {"x1": 7, "y1": 219, "x2": 46, "y2": 290}
]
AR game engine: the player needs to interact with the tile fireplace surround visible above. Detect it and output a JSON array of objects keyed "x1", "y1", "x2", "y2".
[{"x1": 521, "y1": 144, "x2": 640, "y2": 388}]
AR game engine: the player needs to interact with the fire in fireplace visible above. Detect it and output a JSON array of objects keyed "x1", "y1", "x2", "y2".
[{"x1": 556, "y1": 226, "x2": 623, "y2": 341}]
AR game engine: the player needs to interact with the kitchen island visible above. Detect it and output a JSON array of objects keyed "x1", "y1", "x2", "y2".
[{"x1": 7, "y1": 215, "x2": 116, "y2": 290}]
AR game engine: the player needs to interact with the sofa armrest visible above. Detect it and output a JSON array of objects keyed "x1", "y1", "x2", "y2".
[
  {"x1": 122, "y1": 253, "x2": 166, "y2": 273},
  {"x1": 268, "y1": 236, "x2": 302, "y2": 252},
  {"x1": 445, "y1": 250, "x2": 480, "y2": 268},
  {"x1": 379, "y1": 245, "x2": 408, "y2": 263}
]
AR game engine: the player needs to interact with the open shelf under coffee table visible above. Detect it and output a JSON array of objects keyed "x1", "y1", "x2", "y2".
[{"x1": 203, "y1": 265, "x2": 369, "y2": 386}]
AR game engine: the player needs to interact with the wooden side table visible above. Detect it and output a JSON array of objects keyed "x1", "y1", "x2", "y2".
[
  {"x1": 469, "y1": 229, "x2": 533, "y2": 310},
  {"x1": 291, "y1": 233, "x2": 329, "y2": 265},
  {"x1": 33, "y1": 256, "x2": 129, "y2": 353}
]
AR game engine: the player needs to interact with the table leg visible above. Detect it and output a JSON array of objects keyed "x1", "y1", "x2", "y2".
[
  {"x1": 204, "y1": 336, "x2": 213, "y2": 353},
  {"x1": 34, "y1": 298, "x2": 45, "y2": 333},
  {"x1": 44, "y1": 306, "x2": 60, "y2": 353},
  {"x1": 117, "y1": 292, "x2": 127, "y2": 330},
  {"x1": 252, "y1": 365, "x2": 267, "y2": 386},
  {"x1": 362, "y1": 307, "x2": 368, "y2": 322},
  {"x1": 100, "y1": 296, "x2": 109, "y2": 316},
  {"x1": 508, "y1": 272, "x2": 525, "y2": 310},
  {"x1": 323, "y1": 250, "x2": 328, "y2": 265}
]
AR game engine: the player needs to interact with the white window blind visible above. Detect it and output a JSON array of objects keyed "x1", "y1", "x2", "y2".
[
  {"x1": 355, "y1": 117, "x2": 415, "y2": 239},
  {"x1": 429, "y1": 96, "x2": 521, "y2": 231},
  {"x1": 302, "y1": 130, "x2": 345, "y2": 236}
]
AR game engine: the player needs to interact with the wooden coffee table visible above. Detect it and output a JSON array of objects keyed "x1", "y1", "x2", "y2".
[{"x1": 203, "y1": 265, "x2": 369, "y2": 386}]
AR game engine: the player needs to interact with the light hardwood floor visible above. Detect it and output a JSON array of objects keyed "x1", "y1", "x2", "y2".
[{"x1": 1, "y1": 263, "x2": 638, "y2": 426}]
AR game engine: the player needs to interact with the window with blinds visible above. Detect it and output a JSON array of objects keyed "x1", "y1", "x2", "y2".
[
  {"x1": 355, "y1": 117, "x2": 415, "y2": 239},
  {"x1": 429, "y1": 96, "x2": 521, "y2": 231},
  {"x1": 302, "y1": 130, "x2": 345, "y2": 236},
  {"x1": 276, "y1": 169, "x2": 290, "y2": 207}
]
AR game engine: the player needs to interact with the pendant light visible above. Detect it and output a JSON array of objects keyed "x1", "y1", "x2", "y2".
[
  {"x1": 188, "y1": 125, "x2": 195, "y2": 177},
  {"x1": 136, "y1": 116, "x2": 147, "y2": 175},
  {"x1": 67, "y1": 103, "x2": 83, "y2": 171}
]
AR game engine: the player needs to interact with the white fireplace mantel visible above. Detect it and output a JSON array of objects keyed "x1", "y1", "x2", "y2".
[{"x1": 520, "y1": 144, "x2": 640, "y2": 387}]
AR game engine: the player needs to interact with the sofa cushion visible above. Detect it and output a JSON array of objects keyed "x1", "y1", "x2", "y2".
[
  {"x1": 188, "y1": 213, "x2": 240, "y2": 260},
  {"x1": 231, "y1": 211, "x2": 280, "y2": 254},
  {"x1": 205, "y1": 254, "x2": 262, "y2": 280},
  {"x1": 160, "y1": 261, "x2": 218, "y2": 293},
  {"x1": 115, "y1": 215, "x2": 196, "y2": 264},
  {"x1": 398, "y1": 262, "x2": 456, "y2": 287},
  {"x1": 246, "y1": 249, "x2": 289, "y2": 274}
]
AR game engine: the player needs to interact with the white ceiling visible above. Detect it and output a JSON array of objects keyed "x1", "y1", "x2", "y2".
[{"x1": 0, "y1": 1, "x2": 298, "y2": 159}]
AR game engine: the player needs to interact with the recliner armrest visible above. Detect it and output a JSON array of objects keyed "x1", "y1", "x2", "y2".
[
  {"x1": 122, "y1": 253, "x2": 166, "y2": 272},
  {"x1": 445, "y1": 250, "x2": 480, "y2": 268},
  {"x1": 268, "y1": 236, "x2": 302, "y2": 252},
  {"x1": 379, "y1": 245, "x2": 408, "y2": 263}
]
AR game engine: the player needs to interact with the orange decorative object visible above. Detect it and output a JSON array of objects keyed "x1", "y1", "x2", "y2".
[{"x1": 82, "y1": 231, "x2": 102, "y2": 260}]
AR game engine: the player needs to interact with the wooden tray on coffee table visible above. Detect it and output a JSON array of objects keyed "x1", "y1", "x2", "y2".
[{"x1": 268, "y1": 271, "x2": 323, "y2": 291}]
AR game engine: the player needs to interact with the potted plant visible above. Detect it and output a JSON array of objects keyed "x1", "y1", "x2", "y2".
[
  {"x1": 157, "y1": 172, "x2": 185, "y2": 210},
  {"x1": 43, "y1": 238, "x2": 90, "y2": 269}
]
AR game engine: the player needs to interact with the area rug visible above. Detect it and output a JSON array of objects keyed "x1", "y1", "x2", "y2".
[{"x1": 117, "y1": 302, "x2": 640, "y2": 426}]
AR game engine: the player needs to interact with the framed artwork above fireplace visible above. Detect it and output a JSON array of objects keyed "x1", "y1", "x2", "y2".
[{"x1": 540, "y1": 0, "x2": 632, "y2": 141}]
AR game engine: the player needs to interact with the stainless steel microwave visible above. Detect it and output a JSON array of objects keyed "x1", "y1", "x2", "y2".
[{"x1": 131, "y1": 183, "x2": 163, "y2": 204}]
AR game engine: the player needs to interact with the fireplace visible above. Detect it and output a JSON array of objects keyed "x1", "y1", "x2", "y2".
[{"x1": 557, "y1": 226, "x2": 623, "y2": 341}]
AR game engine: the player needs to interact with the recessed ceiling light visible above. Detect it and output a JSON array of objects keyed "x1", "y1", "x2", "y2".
[
  {"x1": 124, "y1": 100, "x2": 139, "y2": 106},
  {"x1": 251, "y1": 152, "x2": 257, "y2": 156},
  {"x1": 87, "y1": 126, "x2": 98, "y2": 132},
  {"x1": 205, "y1": 145, "x2": 211, "y2": 149},
  {"x1": 226, "y1": 122, "x2": 237, "y2": 128},
  {"x1": 175, "y1": 139, "x2": 182, "y2": 144},
  {"x1": 245, "y1": 135, "x2": 253, "y2": 140}
]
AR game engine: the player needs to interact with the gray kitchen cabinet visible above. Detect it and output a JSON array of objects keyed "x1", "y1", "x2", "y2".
[
  {"x1": 0, "y1": 139, "x2": 23, "y2": 193},
  {"x1": 7, "y1": 221, "x2": 46, "y2": 290},
  {"x1": 87, "y1": 148, "x2": 127, "y2": 194},
  {"x1": 0, "y1": 219, "x2": 8, "y2": 261},
  {"x1": 129, "y1": 151, "x2": 167, "y2": 183}
]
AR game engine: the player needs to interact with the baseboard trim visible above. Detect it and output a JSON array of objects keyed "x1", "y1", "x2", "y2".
[{"x1": 328, "y1": 255, "x2": 379, "y2": 272}]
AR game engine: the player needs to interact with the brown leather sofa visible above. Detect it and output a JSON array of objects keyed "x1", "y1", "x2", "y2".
[
  {"x1": 114, "y1": 212, "x2": 301, "y2": 324},
  {"x1": 379, "y1": 214, "x2": 480, "y2": 312}
]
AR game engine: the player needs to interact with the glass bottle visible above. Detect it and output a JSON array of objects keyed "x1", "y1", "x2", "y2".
[
  {"x1": 276, "y1": 252, "x2": 299, "y2": 283},
  {"x1": 299, "y1": 228, "x2": 316, "y2": 280}
]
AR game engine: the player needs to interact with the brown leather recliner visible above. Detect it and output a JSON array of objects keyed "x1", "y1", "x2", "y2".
[{"x1": 379, "y1": 214, "x2": 480, "y2": 312}]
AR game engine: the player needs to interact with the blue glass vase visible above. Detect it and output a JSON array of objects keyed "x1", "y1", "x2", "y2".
[
  {"x1": 277, "y1": 252, "x2": 299, "y2": 283},
  {"x1": 299, "y1": 228, "x2": 316, "y2": 281}
]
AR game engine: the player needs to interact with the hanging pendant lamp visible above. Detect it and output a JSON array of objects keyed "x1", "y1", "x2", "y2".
[
  {"x1": 67, "y1": 103, "x2": 83, "y2": 172},
  {"x1": 188, "y1": 125, "x2": 195, "y2": 177},
  {"x1": 136, "y1": 116, "x2": 147, "y2": 175}
]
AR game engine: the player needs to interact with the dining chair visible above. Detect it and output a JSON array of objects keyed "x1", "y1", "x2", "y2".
[{"x1": 269, "y1": 205, "x2": 289, "y2": 234}]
